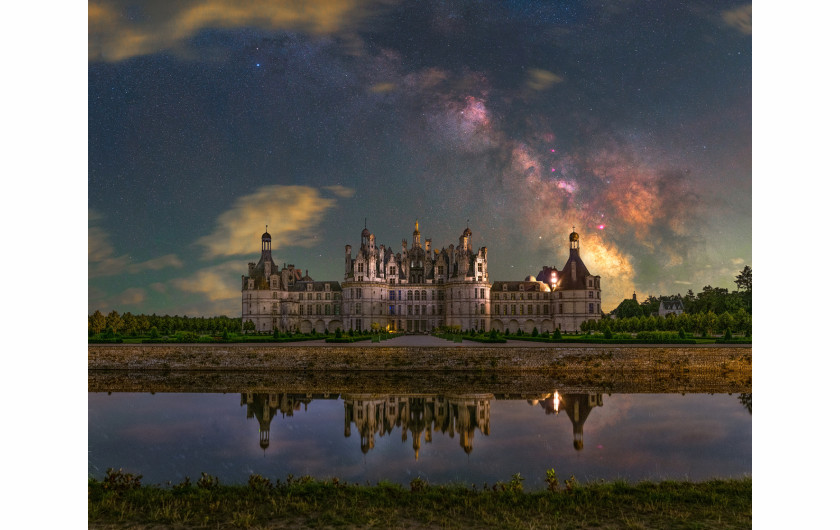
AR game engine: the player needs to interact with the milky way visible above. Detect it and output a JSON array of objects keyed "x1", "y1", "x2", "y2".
[{"x1": 89, "y1": 0, "x2": 751, "y2": 315}]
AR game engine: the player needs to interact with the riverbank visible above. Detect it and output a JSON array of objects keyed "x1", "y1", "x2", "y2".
[
  {"x1": 89, "y1": 339, "x2": 751, "y2": 373},
  {"x1": 89, "y1": 472, "x2": 751, "y2": 529}
]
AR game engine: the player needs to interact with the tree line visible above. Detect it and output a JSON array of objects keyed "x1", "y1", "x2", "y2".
[
  {"x1": 88, "y1": 310, "x2": 241, "y2": 336},
  {"x1": 582, "y1": 308, "x2": 751, "y2": 336},
  {"x1": 593, "y1": 266, "x2": 752, "y2": 336},
  {"x1": 611, "y1": 266, "x2": 751, "y2": 318}
]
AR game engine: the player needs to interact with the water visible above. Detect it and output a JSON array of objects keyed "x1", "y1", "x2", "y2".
[{"x1": 88, "y1": 389, "x2": 751, "y2": 489}]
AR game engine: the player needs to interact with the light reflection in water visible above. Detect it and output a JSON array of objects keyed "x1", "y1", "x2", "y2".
[{"x1": 88, "y1": 391, "x2": 751, "y2": 489}]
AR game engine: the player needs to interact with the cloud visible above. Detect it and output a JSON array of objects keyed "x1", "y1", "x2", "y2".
[
  {"x1": 369, "y1": 82, "x2": 396, "y2": 93},
  {"x1": 525, "y1": 68, "x2": 564, "y2": 91},
  {"x1": 170, "y1": 260, "x2": 244, "y2": 302},
  {"x1": 115, "y1": 287, "x2": 147, "y2": 305},
  {"x1": 89, "y1": 210, "x2": 183, "y2": 277},
  {"x1": 730, "y1": 257, "x2": 745, "y2": 265},
  {"x1": 196, "y1": 185, "x2": 351, "y2": 258},
  {"x1": 127, "y1": 254, "x2": 183, "y2": 273},
  {"x1": 722, "y1": 5, "x2": 751, "y2": 35},
  {"x1": 323, "y1": 185, "x2": 356, "y2": 198},
  {"x1": 88, "y1": 286, "x2": 147, "y2": 312},
  {"x1": 89, "y1": 0, "x2": 397, "y2": 62}
]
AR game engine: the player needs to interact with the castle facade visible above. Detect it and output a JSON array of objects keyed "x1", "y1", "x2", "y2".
[{"x1": 241, "y1": 222, "x2": 601, "y2": 333}]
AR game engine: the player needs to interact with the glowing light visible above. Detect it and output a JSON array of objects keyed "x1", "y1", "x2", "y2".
[
  {"x1": 553, "y1": 391, "x2": 561, "y2": 412},
  {"x1": 597, "y1": 224, "x2": 605, "y2": 230},
  {"x1": 551, "y1": 168, "x2": 556, "y2": 172},
  {"x1": 551, "y1": 149, "x2": 555, "y2": 152}
]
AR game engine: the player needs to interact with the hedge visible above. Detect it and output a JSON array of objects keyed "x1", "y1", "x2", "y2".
[{"x1": 461, "y1": 336, "x2": 507, "y2": 343}]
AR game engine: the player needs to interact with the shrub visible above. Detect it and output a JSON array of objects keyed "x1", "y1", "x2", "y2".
[
  {"x1": 604, "y1": 327, "x2": 613, "y2": 339},
  {"x1": 531, "y1": 328, "x2": 539, "y2": 337},
  {"x1": 409, "y1": 477, "x2": 428, "y2": 493},
  {"x1": 552, "y1": 329, "x2": 561, "y2": 339},
  {"x1": 248, "y1": 474, "x2": 272, "y2": 492},
  {"x1": 545, "y1": 468, "x2": 560, "y2": 492},
  {"x1": 197, "y1": 472, "x2": 219, "y2": 490},
  {"x1": 101, "y1": 468, "x2": 143, "y2": 492}
]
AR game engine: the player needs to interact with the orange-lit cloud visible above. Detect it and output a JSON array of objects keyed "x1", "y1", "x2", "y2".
[
  {"x1": 170, "y1": 260, "x2": 243, "y2": 302},
  {"x1": 525, "y1": 68, "x2": 564, "y2": 91},
  {"x1": 115, "y1": 287, "x2": 147, "y2": 305},
  {"x1": 89, "y1": 210, "x2": 183, "y2": 277},
  {"x1": 369, "y1": 82, "x2": 397, "y2": 93},
  {"x1": 722, "y1": 5, "x2": 751, "y2": 35},
  {"x1": 195, "y1": 185, "x2": 352, "y2": 258},
  {"x1": 89, "y1": 0, "x2": 396, "y2": 62}
]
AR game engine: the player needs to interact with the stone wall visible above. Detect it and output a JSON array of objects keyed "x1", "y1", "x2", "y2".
[{"x1": 89, "y1": 344, "x2": 750, "y2": 373}]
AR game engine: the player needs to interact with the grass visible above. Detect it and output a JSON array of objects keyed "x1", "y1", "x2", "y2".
[{"x1": 89, "y1": 471, "x2": 751, "y2": 529}]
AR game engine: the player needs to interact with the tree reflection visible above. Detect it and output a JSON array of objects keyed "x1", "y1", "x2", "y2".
[{"x1": 738, "y1": 393, "x2": 751, "y2": 414}]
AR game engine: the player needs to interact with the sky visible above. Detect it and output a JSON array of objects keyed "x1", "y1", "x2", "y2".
[{"x1": 87, "y1": 0, "x2": 752, "y2": 316}]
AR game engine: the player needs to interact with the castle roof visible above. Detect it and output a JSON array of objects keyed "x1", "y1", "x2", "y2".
[
  {"x1": 556, "y1": 251, "x2": 593, "y2": 290},
  {"x1": 490, "y1": 280, "x2": 549, "y2": 292}
]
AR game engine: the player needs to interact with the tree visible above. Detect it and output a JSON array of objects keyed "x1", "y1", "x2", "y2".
[
  {"x1": 89, "y1": 310, "x2": 106, "y2": 335},
  {"x1": 242, "y1": 320, "x2": 256, "y2": 333},
  {"x1": 614, "y1": 298, "x2": 643, "y2": 319},
  {"x1": 121, "y1": 312, "x2": 138, "y2": 336},
  {"x1": 105, "y1": 310, "x2": 123, "y2": 333},
  {"x1": 639, "y1": 295, "x2": 660, "y2": 317},
  {"x1": 734, "y1": 266, "x2": 752, "y2": 293},
  {"x1": 717, "y1": 312, "x2": 734, "y2": 334}
]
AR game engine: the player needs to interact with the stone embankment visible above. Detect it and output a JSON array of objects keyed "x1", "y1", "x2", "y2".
[{"x1": 89, "y1": 343, "x2": 751, "y2": 394}]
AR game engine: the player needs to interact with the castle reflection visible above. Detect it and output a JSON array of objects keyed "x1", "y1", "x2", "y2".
[
  {"x1": 241, "y1": 391, "x2": 602, "y2": 457},
  {"x1": 533, "y1": 392, "x2": 604, "y2": 450},
  {"x1": 344, "y1": 394, "x2": 492, "y2": 459}
]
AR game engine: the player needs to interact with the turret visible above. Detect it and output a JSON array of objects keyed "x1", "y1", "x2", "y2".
[
  {"x1": 412, "y1": 219, "x2": 422, "y2": 248},
  {"x1": 261, "y1": 226, "x2": 272, "y2": 261}
]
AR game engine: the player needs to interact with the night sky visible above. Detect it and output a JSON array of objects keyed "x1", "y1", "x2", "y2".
[{"x1": 88, "y1": 0, "x2": 752, "y2": 316}]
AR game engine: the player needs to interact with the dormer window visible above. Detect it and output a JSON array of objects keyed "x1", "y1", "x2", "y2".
[{"x1": 502, "y1": 284, "x2": 508, "y2": 291}]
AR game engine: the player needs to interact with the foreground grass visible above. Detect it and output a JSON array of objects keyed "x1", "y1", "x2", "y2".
[{"x1": 89, "y1": 472, "x2": 751, "y2": 529}]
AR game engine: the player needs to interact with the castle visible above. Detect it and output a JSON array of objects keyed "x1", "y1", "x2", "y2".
[{"x1": 241, "y1": 221, "x2": 601, "y2": 333}]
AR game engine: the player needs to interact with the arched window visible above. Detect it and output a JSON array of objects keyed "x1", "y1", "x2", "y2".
[
  {"x1": 421, "y1": 290, "x2": 427, "y2": 300},
  {"x1": 407, "y1": 291, "x2": 413, "y2": 301}
]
